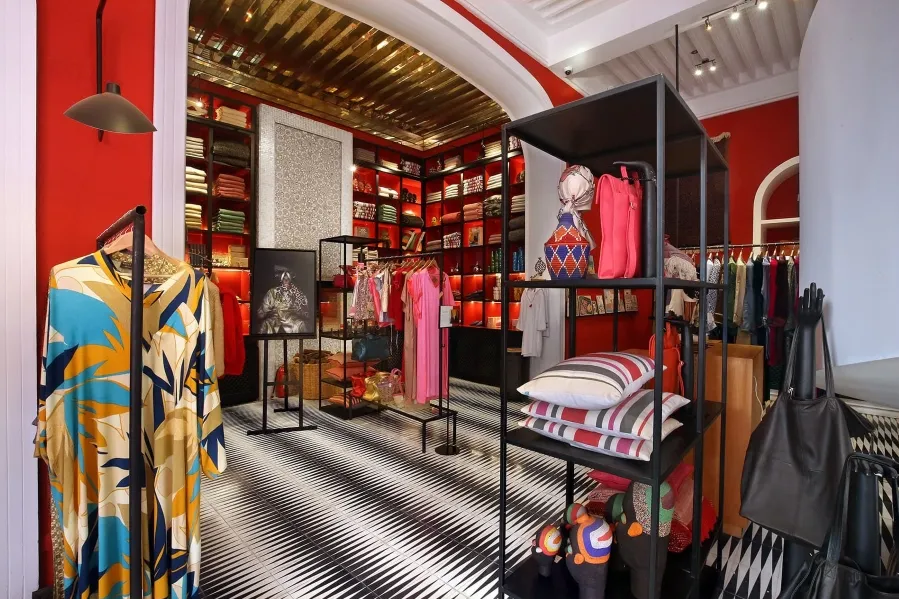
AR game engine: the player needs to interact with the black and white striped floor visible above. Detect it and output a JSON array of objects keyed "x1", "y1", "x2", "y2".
[{"x1": 198, "y1": 381, "x2": 897, "y2": 599}]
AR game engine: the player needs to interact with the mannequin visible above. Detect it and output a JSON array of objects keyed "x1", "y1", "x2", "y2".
[{"x1": 784, "y1": 284, "x2": 879, "y2": 579}]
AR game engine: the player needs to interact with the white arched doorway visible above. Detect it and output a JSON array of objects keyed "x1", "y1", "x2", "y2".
[
  {"x1": 151, "y1": 0, "x2": 567, "y2": 371},
  {"x1": 752, "y1": 156, "x2": 800, "y2": 245}
]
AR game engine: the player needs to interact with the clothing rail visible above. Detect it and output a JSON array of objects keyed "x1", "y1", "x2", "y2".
[
  {"x1": 680, "y1": 240, "x2": 798, "y2": 250},
  {"x1": 360, "y1": 250, "x2": 444, "y2": 262},
  {"x1": 96, "y1": 205, "x2": 146, "y2": 598}
]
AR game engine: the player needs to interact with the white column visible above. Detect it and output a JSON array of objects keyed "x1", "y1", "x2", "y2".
[
  {"x1": 152, "y1": 0, "x2": 190, "y2": 256},
  {"x1": 0, "y1": 0, "x2": 40, "y2": 595},
  {"x1": 799, "y1": 0, "x2": 899, "y2": 366}
]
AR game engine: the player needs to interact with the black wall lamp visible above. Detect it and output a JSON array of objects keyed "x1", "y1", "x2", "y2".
[{"x1": 64, "y1": 0, "x2": 156, "y2": 140}]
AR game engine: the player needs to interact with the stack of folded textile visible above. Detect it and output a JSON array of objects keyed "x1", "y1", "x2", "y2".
[
  {"x1": 186, "y1": 166, "x2": 208, "y2": 194},
  {"x1": 215, "y1": 106, "x2": 248, "y2": 128},
  {"x1": 212, "y1": 140, "x2": 250, "y2": 168},
  {"x1": 462, "y1": 175, "x2": 484, "y2": 195},
  {"x1": 213, "y1": 208, "x2": 246, "y2": 234},
  {"x1": 185, "y1": 204, "x2": 203, "y2": 231},
  {"x1": 229, "y1": 245, "x2": 248, "y2": 267},
  {"x1": 444, "y1": 183, "x2": 460, "y2": 199},
  {"x1": 213, "y1": 173, "x2": 247, "y2": 199},
  {"x1": 483, "y1": 140, "x2": 502, "y2": 157},
  {"x1": 443, "y1": 232, "x2": 462, "y2": 249},
  {"x1": 380, "y1": 158, "x2": 399, "y2": 170},
  {"x1": 425, "y1": 238, "x2": 442, "y2": 251},
  {"x1": 353, "y1": 201, "x2": 376, "y2": 220},
  {"x1": 186, "y1": 98, "x2": 206, "y2": 118},
  {"x1": 511, "y1": 194, "x2": 526, "y2": 214},
  {"x1": 444, "y1": 155, "x2": 462, "y2": 170},
  {"x1": 400, "y1": 160, "x2": 421, "y2": 176},
  {"x1": 486, "y1": 172, "x2": 503, "y2": 190},
  {"x1": 484, "y1": 195, "x2": 502, "y2": 217},
  {"x1": 378, "y1": 186, "x2": 399, "y2": 199},
  {"x1": 186, "y1": 136, "x2": 205, "y2": 159},
  {"x1": 400, "y1": 212, "x2": 424, "y2": 228},
  {"x1": 517, "y1": 352, "x2": 689, "y2": 461},
  {"x1": 354, "y1": 148, "x2": 376, "y2": 163},
  {"x1": 463, "y1": 202, "x2": 483, "y2": 222},
  {"x1": 426, "y1": 190, "x2": 442, "y2": 204},
  {"x1": 442, "y1": 211, "x2": 461, "y2": 224},
  {"x1": 509, "y1": 215, "x2": 526, "y2": 232},
  {"x1": 487, "y1": 233, "x2": 503, "y2": 245},
  {"x1": 377, "y1": 204, "x2": 397, "y2": 224}
]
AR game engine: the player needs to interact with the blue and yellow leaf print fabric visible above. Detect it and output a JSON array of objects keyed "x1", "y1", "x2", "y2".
[{"x1": 35, "y1": 250, "x2": 226, "y2": 599}]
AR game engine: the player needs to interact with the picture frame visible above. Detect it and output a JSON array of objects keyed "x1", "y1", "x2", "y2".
[
  {"x1": 603, "y1": 289, "x2": 615, "y2": 313},
  {"x1": 577, "y1": 295, "x2": 595, "y2": 317},
  {"x1": 250, "y1": 248, "x2": 317, "y2": 338},
  {"x1": 594, "y1": 296, "x2": 605, "y2": 315},
  {"x1": 624, "y1": 289, "x2": 639, "y2": 312}
]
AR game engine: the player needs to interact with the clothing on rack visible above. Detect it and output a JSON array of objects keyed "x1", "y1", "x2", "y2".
[
  {"x1": 207, "y1": 278, "x2": 226, "y2": 377},
  {"x1": 215, "y1": 106, "x2": 248, "y2": 128},
  {"x1": 36, "y1": 251, "x2": 226, "y2": 599},
  {"x1": 405, "y1": 266, "x2": 453, "y2": 403},
  {"x1": 221, "y1": 289, "x2": 246, "y2": 374},
  {"x1": 517, "y1": 288, "x2": 549, "y2": 358}
]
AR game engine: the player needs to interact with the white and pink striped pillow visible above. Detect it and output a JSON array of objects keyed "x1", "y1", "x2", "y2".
[
  {"x1": 520, "y1": 390, "x2": 689, "y2": 441},
  {"x1": 517, "y1": 352, "x2": 661, "y2": 409},
  {"x1": 520, "y1": 416, "x2": 682, "y2": 461}
]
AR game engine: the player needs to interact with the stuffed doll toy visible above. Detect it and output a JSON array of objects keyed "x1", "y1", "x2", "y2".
[
  {"x1": 616, "y1": 481, "x2": 674, "y2": 599},
  {"x1": 565, "y1": 511, "x2": 613, "y2": 599},
  {"x1": 531, "y1": 523, "x2": 563, "y2": 577}
]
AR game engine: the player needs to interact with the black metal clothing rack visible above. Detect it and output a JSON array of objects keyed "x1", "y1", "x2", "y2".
[
  {"x1": 680, "y1": 240, "x2": 798, "y2": 251},
  {"x1": 95, "y1": 205, "x2": 147, "y2": 599},
  {"x1": 498, "y1": 76, "x2": 729, "y2": 599}
]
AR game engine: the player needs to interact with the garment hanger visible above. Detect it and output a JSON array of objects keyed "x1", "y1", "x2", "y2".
[{"x1": 103, "y1": 230, "x2": 180, "y2": 282}]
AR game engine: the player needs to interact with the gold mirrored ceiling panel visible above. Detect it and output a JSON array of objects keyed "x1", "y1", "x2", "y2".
[{"x1": 188, "y1": 0, "x2": 509, "y2": 150}]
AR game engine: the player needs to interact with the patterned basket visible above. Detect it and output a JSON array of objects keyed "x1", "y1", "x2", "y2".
[{"x1": 544, "y1": 212, "x2": 589, "y2": 280}]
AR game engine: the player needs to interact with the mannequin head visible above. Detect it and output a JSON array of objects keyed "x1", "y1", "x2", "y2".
[
  {"x1": 617, "y1": 481, "x2": 674, "y2": 599},
  {"x1": 565, "y1": 512, "x2": 612, "y2": 599},
  {"x1": 531, "y1": 523, "x2": 563, "y2": 577}
]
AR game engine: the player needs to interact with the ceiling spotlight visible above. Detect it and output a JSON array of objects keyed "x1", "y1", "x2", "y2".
[
  {"x1": 710, "y1": 63, "x2": 717, "y2": 72},
  {"x1": 705, "y1": 18, "x2": 713, "y2": 31},
  {"x1": 758, "y1": 0, "x2": 769, "y2": 8},
  {"x1": 695, "y1": 67, "x2": 703, "y2": 76},
  {"x1": 351, "y1": 165, "x2": 357, "y2": 172},
  {"x1": 730, "y1": 7, "x2": 741, "y2": 20}
]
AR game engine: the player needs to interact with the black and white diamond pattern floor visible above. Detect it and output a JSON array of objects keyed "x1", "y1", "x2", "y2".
[{"x1": 199, "y1": 381, "x2": 897, "y2": 599}]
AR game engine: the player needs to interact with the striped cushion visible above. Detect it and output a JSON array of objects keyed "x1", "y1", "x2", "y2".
[
  {"x1": 517, "y1": 352, "x2": 659, "y2": 409},
  {"x1": 520, "y1": 416, "x2": 682, "y2": 461},
  {"x1": 520, "y1": 390, "x2": 689, "y2": 441}
]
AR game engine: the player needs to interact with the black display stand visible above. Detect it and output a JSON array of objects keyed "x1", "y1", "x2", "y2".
[
  {"x1": 96, "y1": 206, "x2": 148, "y2": 599},
  {"x1": 498, "y1": 76, "x2": 730, "y2": 599},
  {"x1": 245, "y1": 336, "x2": 318, "y2": 436}
]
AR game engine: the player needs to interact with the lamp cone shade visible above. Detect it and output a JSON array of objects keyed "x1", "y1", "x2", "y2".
[{"x1": 65, "y1": 82, "x2": 156, "y2": 134}]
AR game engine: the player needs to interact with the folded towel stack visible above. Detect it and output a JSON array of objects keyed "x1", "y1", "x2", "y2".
[
  {"x1": 509, "y1": 216, "x2": 526, "y2": 231},
  {"x1": 488, "y1": 233, "x2": 503, "y2": 245},
  {"x1": 400, "y1": 160, "x2": 421, "y2": 176},
  {"x1": 487, "y1": 173, "x2": 503, "y2": 190},
  {"x1": 353, "y1": 201, "x2": 376, "y2": 220},
  {"x1": 444, "y1": 155, "x2": 462, "y2": 170},
  {"x1": 213, "y1": 208, "x2": 246, "y2": 234},
  {"x1": 463, "y1": 175, "x2": 484, "y2": 195},
  {"x1": 483, "y1": 140, "x2": 502, "y2": 158},
  {"x1": 511, "y1": 194, "x2": 526, "y2": 214},
  {"x1": 212, "y1": 140, "x2": 250, "y2": 168},
  {"x1": 378, "y1": 187, "x2": 398, "y2": 199},
  {"x1": 425, "y1": 239, "x2": 442, "y2": 251},
  {"x1": 443, "y1": 232, "x2": 462, "y2": 249},
  {"x1": 426, "y1": 190, "x2": 442, "y2": 204},
  {"x1": 229, "y1": 245, "x2": 248, "y2": 267},
  {"x1": 187, "y1": 98, "x2": 206, "y2": 118},
  {"x1": 442, "y1": 211, "x2": 461, "y2": 225},
  {"x1": 379, "y1": 158, "x2": 399, "y2": 170},
  {"x1": 444, "y1": 183, "x2": 460, "y2": 199},
  {"x1": 215, "y1": 106, "x2": 248, "y2": 128},
  {"x1": 400, "y1": 212, "x2": 424, "y2": 228},
  {"x1": 185, "y1": 204, "x2": 203, "y2": 231},
  {"x1": 213, "y1": 173, "x2": 247, "y2": 200},
  {"x1": 354, "y1": 148, "x2": 376, "y2": 163},
  {"x1": 186, "y1": 135, "x2": 205, "y2": 160},
  {"x1": 509, "y1": 229, "x2": 526, "y2": 242},
  {"x1": 377, "y1": 204, "x2": 398, "y2": 224},
  {"x1": 463, "y1": 202, "x2": 484, "y2": 222},
  {"x1": 484, "y1": 195, "x2": 502, "y2": 217},
  {"x1": 186, "y1": 166, "x2": 207, "y2": 194}
]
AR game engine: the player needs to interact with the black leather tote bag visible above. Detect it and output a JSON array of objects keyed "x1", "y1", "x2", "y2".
[
  {"x1": 779, "y1": 453, "x2": 899, "y2": 599},
  {"x1": 741, "y1": 321, "x2": 852, "y2": 547}
]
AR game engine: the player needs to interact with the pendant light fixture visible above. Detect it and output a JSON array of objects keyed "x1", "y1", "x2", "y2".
[{"x1": 64, "y1": 0, "x2": 156, "y2": 140}]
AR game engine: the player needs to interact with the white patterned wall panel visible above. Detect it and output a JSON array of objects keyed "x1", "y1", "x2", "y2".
[{"x1": 0, "y1": 0, "x2": 40, "y2": 595}]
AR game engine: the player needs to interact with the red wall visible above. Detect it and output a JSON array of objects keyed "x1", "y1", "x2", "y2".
[
  {"x1": 702, "y1": 97, "x2": 800, "y2": 245},
  {"x1": 35, "y1": 0, "x2": 157, "y2": 585}
]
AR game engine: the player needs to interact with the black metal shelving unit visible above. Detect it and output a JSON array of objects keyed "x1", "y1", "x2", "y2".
[{"x1": 498, "y1": 75, "x2": 730, "y2": 599}]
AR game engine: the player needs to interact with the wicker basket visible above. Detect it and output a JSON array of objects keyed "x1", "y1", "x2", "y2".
[{"x1": 291, "y1": 350, "x2": 341, "y2": 400}]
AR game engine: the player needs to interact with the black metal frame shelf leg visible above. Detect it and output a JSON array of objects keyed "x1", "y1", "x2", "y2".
[{"x1": 247, "y1": 337, "x2": 318, "y2": 435}]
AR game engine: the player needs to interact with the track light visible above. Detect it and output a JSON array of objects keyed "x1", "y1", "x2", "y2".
[
  {"x1": 694, "y1": 67, "x2": 703, "y2": 76},
  {"x1": 730, "y1": 7, "x2": 741, "y2": 20},
  {"x1": 705, "y1": 18, "x2": 713, "y2": 31},
  {"x1": 758, "y1": 0, "x2": 769, "y2": 8},
  {"x1": 710, "y1": 63, "x2": 717, "y2": 72}
]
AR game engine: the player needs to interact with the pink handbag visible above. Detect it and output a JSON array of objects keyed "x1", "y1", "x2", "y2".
[{"x1": 595, "y1": 166, "x2": 642, "y2": 278}]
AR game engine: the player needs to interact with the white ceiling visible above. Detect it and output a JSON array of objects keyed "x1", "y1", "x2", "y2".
[{"x1": 459, "y1": 0, "x2": 816, "y2": 117}]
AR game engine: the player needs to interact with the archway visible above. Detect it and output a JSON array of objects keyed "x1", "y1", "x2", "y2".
[{"x1": 752, "y1": 156, "x2": 800, "y2": 245}]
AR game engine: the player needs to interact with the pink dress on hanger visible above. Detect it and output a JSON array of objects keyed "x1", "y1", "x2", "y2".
[{"x1": 411, "y1": 267, "x2": 453, "y2": 404}]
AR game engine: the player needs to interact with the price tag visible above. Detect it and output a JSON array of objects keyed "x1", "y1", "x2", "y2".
[{"x1": 440, "y1": 306, "x2": 453, "y2": 328}]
